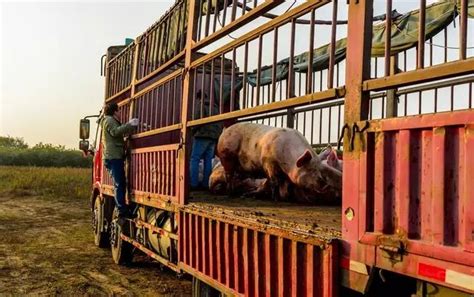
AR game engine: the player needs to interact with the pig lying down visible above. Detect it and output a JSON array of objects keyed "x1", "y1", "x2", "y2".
[
  {"x1": 216, "y1": 123, "x2": 342, "y2": 202},
  {"x1": 209, "y1": 161, "x2": 266, "y2": 195}
]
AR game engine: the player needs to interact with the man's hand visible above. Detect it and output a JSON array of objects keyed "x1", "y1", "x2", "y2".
[{"x1": 128, "y1": 118, "x2": 139, "y2": 126}]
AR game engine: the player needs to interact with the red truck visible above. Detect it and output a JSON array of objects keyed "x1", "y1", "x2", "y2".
[{"x1": 79, "y1": 0, "x2": 474, "y2": 296}]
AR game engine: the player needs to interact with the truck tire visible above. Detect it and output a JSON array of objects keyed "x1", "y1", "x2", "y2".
[
  {"x1": 93, "y1": 196, "x2": 109, "y2": 248},
  {"x1": 110, "y1": 209, "x2": 133, "y2": 265},
  {"x1": 192, "y1": 278, "x2": 222, "y2": 297}
]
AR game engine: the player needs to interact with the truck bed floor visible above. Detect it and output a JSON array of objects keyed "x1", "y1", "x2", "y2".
[{"x1": 186, "y1": 192, "x2": 342, "y2": 241}]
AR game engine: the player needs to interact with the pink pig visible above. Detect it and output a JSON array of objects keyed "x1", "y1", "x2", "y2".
[
  {"x1": 217, "y1": 123, "x2": 342, "y2": 201},
  {"x1": 209, "y1": 162, "x2": 266, "y2": 195},
  {"x1": 319, "y1": 146, "x2": 343, "y2": 172}
]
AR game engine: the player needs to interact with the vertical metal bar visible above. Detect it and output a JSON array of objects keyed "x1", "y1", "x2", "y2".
[
  {"x1": 374, "y1": 57, "x2": 378, "y2": 78},
  {"x1": 197, "y1": 0, "x2": 203, "y2": 41},
  {"x1": 337, "y1": 104, "x2": 341, "y2": 141},
  {"x1": 231, "y1": 48, "x2": 236, "y2": 111},
  {"x1": 217, "y1": 222, "x2": 222, "y2": 283},
  {"x1": 202, "y1": 217, "x2": 207, "y2": 274},
  {"x1": 210, "y1": 59, "x2": 216, "y2": 115},
  {"x1": 175, "y1": 3, "x2": 182, "y2": 57},
  {"x1": 451, "y1": 85, "x2": 454, "y2": 111},
  {"x1": 177, "y1": 0, "x2": 200, "y2": 205},
  {"x1": 385, "y1": 0, "x2": 392, "y2": 76},
  {"x1": 344, "y1": 0, "x2": 373, "y2": 243},
  {"x1": 418, "y1": 0, "x2": 426, "y2": 69},
  {"x1": 418, "y1": 91, "x2": 422, "y2": 114},
  {"x1": 231, "y1": 0, "x2": 237, "y2": 22},
  {"x1": 459, "y1": 0, "x2": 468, "y2": 60},
  {"x1": 396, "y1": 130, "x2": 410, "y2": 231},
  {"x1": 224, "y1": 223, "x2": 231, "y2": 287},
  {"x1": 212, "y1": 0, "x2": 219, "y2": 34},
  {"x1": 288, "y1": 19, "x2": 296, "y2": 99},
  {"x1": 162, "y1": 16, "x2": 171, "y2": 63},
  {"x1": 432, "y1": 127, "x2": 445, "y2": 245},
  {"x1": 201, "y1": 63, "x2": 206, "y2": 118},
  {"x1": 243, "y1": 42, "x2": 249, "y2": 109},
  {"x1": 307, "y1": 9, "x2": 315, "y2": 94},
  {"x1": 328, "y1": 107, "x2": 332, "y2": 144},
  {"x1": 429, "y1": 38, "x2": 433, "y2": 67},
  {"x1": 205, "y1": 0, "x2": 212, "y2": 37},
  {"x1": 469, "y1": 82, "x2": 472, "y2": 109},
  {"x1": 256, "y1": 35, "x2": 263, "y2": 106},
  {"x1": 220, "y1": 54, "x2": 225, "y2": 114},
  {"x1": 271, "y1": 27, "x2": 278, "y2": 103},
  {"x1": 222, "y1": 0, "x2": 228, "y2": 27},
  {"x1": 434, "y1": 88, "x2": 438, "y2": 113},
  {"x1": 243, "y1": 228, "x2": 249, "y2": 295},
  {"x1": 328, "y1": 0, "x2": 338, "y2": 89},
  {"x1": 234, "y1": 227, "x2": 241, "y2": 292},
  {"x1": 318, "y1": 110, "x2": 323, "y2": 144},
  {"x1": 254, "y1": 231, "x2": 260, "y2": 297},
  {"x1": 291, "y1": 241, "x2": 298, "y2": 297},
  {"x1": 444, "y1": 28, "x2": 448, "y2": 63},
  {"x1": 195, "y1": 215, "x2": 200, "y2": 271},
  {"x1": 386, "y1": 55, "x2": 398, "y2": 118}
]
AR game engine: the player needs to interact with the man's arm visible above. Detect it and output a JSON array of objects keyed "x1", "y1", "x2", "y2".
[{"x1": 105, "y1": 117, "x2": 134, "y2": 137}]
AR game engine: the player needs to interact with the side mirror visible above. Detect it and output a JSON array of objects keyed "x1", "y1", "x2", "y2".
[
  {"x1": 80, "y1": 119, "x2": 90, "y2": 139},
  {"x1": 79, "y1": 140, "x2": 89, "y2": 152}
]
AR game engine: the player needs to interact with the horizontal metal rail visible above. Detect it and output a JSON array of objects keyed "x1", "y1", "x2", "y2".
[
  {"x1": 187, "y1": 87, "x2": 343, "y2": 127},
  {"x1": 135, "y1": 218, "x2": 179, "y2": 240},
  {"x1": 364, "y1": 59, "x2": 474, "y2": 92},
  {"x1": 120, "y1": 234, "x2": 180, "y2": 272}
]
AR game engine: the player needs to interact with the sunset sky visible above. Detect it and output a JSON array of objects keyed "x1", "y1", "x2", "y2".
[{"x1": 0, "y1": 1, "x2": 174, "y2": 148}]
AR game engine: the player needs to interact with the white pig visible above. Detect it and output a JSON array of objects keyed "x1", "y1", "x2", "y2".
[{"x1": 217, "y1": 123, "x2": 342, "y2": 201}]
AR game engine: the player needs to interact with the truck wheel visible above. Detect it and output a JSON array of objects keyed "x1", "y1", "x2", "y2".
[
  {"x1": 93, "y1": 197, "x2": 109, "y2": 248},
  {"x1": 110, "y1": 209, "x2": 133, "y2": 265},
  {"x1": 192, "y1": 278, "x2": 222, "y2": 297}
]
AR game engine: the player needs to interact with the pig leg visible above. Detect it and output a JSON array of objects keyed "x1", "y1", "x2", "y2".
[
  {"x1": 262, "y1": 160, "x2": 281, "y2": 201},
  {"x1": 219, "y1": 156, "x2": 238, "y2": 195},
  {"x1": 278, "y1": 180, "x2": 291, "y2": 201}
]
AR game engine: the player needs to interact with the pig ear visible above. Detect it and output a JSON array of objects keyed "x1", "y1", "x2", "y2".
[
  {"x1": 296, "y1": 149, "x2": 313, "y2": 168},
  {"x1": 327, "y1": 150, "x2": 338, "y2": 167}
]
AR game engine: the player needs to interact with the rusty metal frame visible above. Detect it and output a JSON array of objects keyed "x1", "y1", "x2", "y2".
[
  {"x1": 187, "y1": 87, "x2": 344, "y2": 127},
  {"x1": 190, "y1": 0, "x2": 332, "y2": 68},
  {"x1": 364, "y1": 58, "x2": 474, "y2": 92},
  {"x1": 120, "y1": 234, "x2": 180, "y2": 272},
  {"x1": 192, "y1": 0, "x2": 283, "y2": 51}
]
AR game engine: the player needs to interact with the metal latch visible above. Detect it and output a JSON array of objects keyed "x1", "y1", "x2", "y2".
[{"x1": 377, "y1": 236, "x2": 406, "y2": 263}]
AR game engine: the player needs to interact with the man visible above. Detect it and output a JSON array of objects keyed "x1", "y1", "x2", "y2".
[
  {"x1": 101, "y1": 102, "x2": 139, "y2": 218},
  {"x1": 190, "y1": 91, "x2": 223, "y2": 190}
]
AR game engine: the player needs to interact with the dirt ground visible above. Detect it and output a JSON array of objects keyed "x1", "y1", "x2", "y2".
[{"x1": 0, "y1": 193, "x2": 192, "y2": 296}]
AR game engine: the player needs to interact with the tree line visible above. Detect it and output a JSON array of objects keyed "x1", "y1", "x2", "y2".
[{"x1": 0, "y1": 136, "x2": 92, "y2": 168}]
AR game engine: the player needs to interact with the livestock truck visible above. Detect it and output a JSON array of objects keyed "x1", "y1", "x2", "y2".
[{"x1": 79, "y1": 0, "x2": 474, "y2": 296}]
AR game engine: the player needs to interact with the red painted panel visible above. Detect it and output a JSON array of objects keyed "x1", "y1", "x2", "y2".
[
  {"x1": 179, "y1": 211, "x2": 336, "y2": 296},
  {"x1": 352, "y1": 110, "x2": 474, "y2": 289}
]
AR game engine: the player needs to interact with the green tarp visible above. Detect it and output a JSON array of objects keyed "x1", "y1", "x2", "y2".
[{"x1": 248, "y1": 0, "x2": 473, "y2": 87}]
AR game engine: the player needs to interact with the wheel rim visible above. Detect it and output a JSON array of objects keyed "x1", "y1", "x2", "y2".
[{"x1": 93, "y1": 198, "x2": 100, "y2": 234}]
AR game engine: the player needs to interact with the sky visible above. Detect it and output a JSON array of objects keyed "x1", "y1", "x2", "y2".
[{"x1": 0, "y1": 1, "x2": 174, "y2": 149}]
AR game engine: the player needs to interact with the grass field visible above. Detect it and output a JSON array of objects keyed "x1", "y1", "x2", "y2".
[{"x1": 0, "y1": 166, "x2": 191, "y2": 296}]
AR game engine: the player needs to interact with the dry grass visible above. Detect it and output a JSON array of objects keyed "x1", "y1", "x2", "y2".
[{"x1": 0, "y1": 166, "x2": 191, "y2": 296}]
